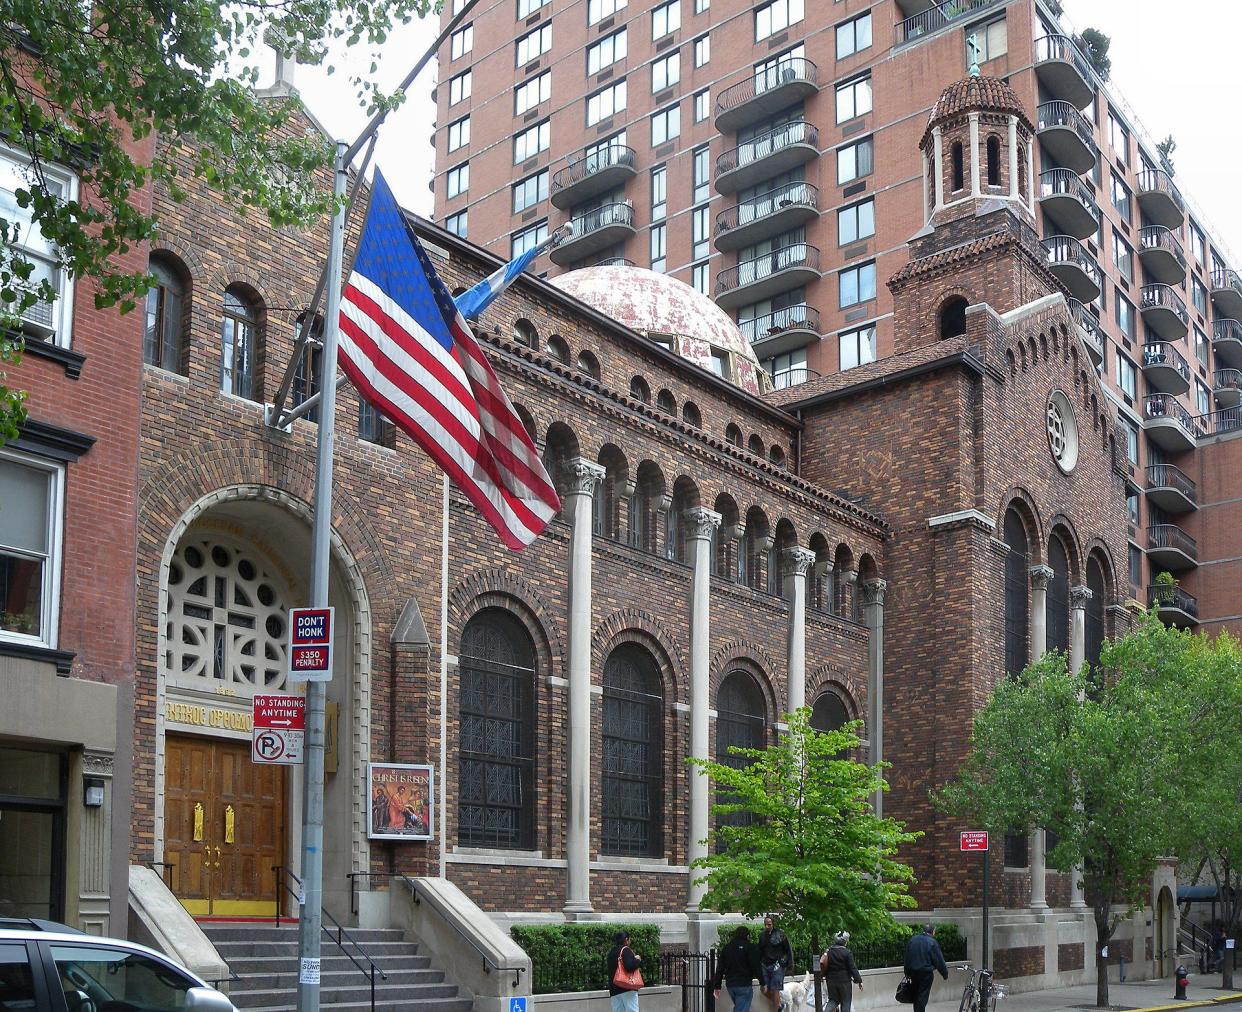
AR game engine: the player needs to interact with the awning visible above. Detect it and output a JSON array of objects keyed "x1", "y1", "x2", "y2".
[{"x1": 1178, "y1": 885, "x2": 1219, "y2": 902}]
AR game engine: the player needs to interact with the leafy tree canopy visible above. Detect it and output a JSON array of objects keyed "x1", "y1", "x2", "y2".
[{"x1": 1076, "y1": 28, "x2": 1112, "y2": 80}]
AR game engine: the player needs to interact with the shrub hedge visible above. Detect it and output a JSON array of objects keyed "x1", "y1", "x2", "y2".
[
  {"x1": 511, "y1": 923, "x2": 663, "y2": 994},
  {"x1": 716, "y1": 920, "x2": 966, "y2": 971}
]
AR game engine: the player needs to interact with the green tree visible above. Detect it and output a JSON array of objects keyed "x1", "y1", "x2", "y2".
[
  {"x1": 939, "y1": 612, "x2": 1197, "y2": 1008},
  {"x1": 0, "y1": 0, "x2": 438, "y2": 439},
  {"x1": 689, "y1": 708, "x2": 919, "y2": 952},
  {"x1": 1075, "y1": 28, "x2": 1112, "y2": 80},
  {"x1": 1157, "y1": 136, "x2": 1177, "y2": 177}
]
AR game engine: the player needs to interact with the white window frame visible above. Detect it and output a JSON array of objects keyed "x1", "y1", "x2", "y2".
[
  {"x1": 652, "y1": 0, "x2": 680, "y2": 40},
  {"x1": 835, "y1": 75, "x2": 872, "y2": 124},
  {"x1": 588, "y1": 28, "x2": 627, "y2": 75},
  {"x1": 0, "y1": 448, "x2": 64, "y2": 650},
  {"x1": 651, "y1": 165, "x2": 668, "y2": 220},
  {"x1": 516, "y1": 23, "x2": 553, "y2": 65},
  {"x1": 513, "y1": 120, "x2": 551, "y2": 163},
  {"x1": 449, "y1": 70, "x2": 472, "y2": 106},
  {"x1": 652, "y1": 51, "x2": 679, "y2": 92},
  {"x1": 515, "y1": 71, "x2": 551, "y2": 114},
  {"x1": 587, "y1": 81, "x2": 627, "y2": 126},
  {"x1": 1113, "y1": 230, "x2": 1133, "y2": 282},
  {"x1": 650, "y1": 223, "x2": 668, "y2": 272},
  {"x1": 450, "y1": 24, "x2": 473, "y2": 60},
  {"x1": 1115, "y1": 353, "x2": 1137, "y2": 399},
  {"x1": 512, "y1": 170, "x2": 549, "y2": 213},
  {"x1": 693, "y1": 146, "x2": 710, "y2": 202},
  {"x1": 755, "y1": 0, "x2": 804, "y2": 42},
  {"x1": 835, "y1": 11, "x2": 872, "y2": 59},
  {"x1": 0, "y1": 144, "x2": 78, "y2": 349}
]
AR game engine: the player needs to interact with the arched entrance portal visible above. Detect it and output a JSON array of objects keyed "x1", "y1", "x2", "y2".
[
  {"x1": 155, "y1": 487, "x2": 371, "y2": 922},
  {"x1": 1156, "y1": 886, "x2": 1175, "y2": 977}
]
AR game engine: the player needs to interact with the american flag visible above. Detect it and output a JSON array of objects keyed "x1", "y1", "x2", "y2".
[{"x1": 337, "y1": 171, "x2": 561, "y2": 549}]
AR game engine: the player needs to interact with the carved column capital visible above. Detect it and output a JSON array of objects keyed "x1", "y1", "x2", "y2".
[
  {"x1": 1069, "y1": 585, "x2": 1093, "y2": 610},
  {"x1": 861, "y1": 578, "x2": 888, "y2": 607},
  {"x1": 82, "y1": 750, "x2": 115, "y2": 778},
  {"x1": 565, "y1": 457, "x2": 605, "y2": 497},
  {"x1": 783, "y1": 547, "x2": 816, "y2": 577},
  {"x1": 841, "y1": 569, "x2": 858, "y2": 586},
  {"x1": 721, "y1": 522, "x2": 746, "y2": 542},
  {"x1": 1028, "y1": 564, "x2": 1054, "y2": 590},
  {"x1": 684, "y1": 507, "x2": 722, "y2": 542}
]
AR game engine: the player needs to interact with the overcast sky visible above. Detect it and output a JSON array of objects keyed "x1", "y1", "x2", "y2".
[{"x1": 285, "y1": 0, "x2": 1242, "y2": 258}]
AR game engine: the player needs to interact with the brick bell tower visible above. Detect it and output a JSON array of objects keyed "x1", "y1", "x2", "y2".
[{"x1": 889, "y1": 72, "x2": 1068, "y2": 355}]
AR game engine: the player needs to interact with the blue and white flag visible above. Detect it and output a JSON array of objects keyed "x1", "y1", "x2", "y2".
[{"x1": 452, "y1": 224, "x2": 571, "y2": 320}]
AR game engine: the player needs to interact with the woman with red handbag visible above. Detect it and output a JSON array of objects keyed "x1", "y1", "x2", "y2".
[{"x1": 606, "y1": 930, "x2": 644, "y2": 1012}]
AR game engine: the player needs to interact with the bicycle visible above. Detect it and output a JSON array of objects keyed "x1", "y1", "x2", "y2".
[{"x1": 956, "y1": 963, "x2": 1009, "y2": 1012}]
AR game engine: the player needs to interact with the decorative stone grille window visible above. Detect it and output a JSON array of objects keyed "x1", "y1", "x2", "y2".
[{"x1": 1046, "y1": 390, "x2": 1079, "y2": 473}]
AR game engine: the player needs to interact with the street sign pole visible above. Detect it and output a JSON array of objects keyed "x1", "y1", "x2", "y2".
[
  {"x1": 982, "y1": 842, "x2": 990, "y2": 971},
  {"x1": 296, "y1": 138, "x2": 348, "y2": 1012}
]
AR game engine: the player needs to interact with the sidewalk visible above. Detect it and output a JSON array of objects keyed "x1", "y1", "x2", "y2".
[{"x1": 902, "y1": 976, "x2": 1242, "y2": 1012}]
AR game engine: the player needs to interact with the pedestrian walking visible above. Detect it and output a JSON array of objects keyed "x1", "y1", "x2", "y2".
[
  {"x1": 759, "y1": 915, "x2": 795, "y2": 1011},
  {"x1": 820, "y1": 931, "x2": 863, "y2": 1012},
  {"x1": 1212, "y1": 927, "x2": 1227, "y2": 973},
  {"x1": 606, "y1": 930, "x2": 644, "y2": 1012},
  {"x1": 714, "y1": 926, "x2": 762, "y2": 1012},
  {"x1": 903, "y1": 925, "x2": 948, "y2": 1012}
]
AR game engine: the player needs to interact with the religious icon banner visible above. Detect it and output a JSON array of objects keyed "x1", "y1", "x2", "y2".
[{"x1": 366, "y1": 762, "x2": 434, "y2": 841}]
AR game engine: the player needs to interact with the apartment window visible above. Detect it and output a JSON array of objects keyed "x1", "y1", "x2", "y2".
[
  {"x1": 835, "y1": 12, "x2": 871, "y2": 59},
  {"x1": 694, "y1": 0, "x2": 709, "y2": 10},
  {"x1": 835, "y1": 75, "x2": 872, "y2": 124},
  {"x1": 837, "y1": 137, "x2": 874, "y2": 184},
  {"x1": 650, "y1": 224, "x2": 668, "y2": 273},
  {"x1": 516, "y1": 23, "x2": 552, "y2": 65},
  {"x1": 515, "y1": 71, "x2": 551, "y2": 114},
  {"x1": 755, "y1": 0, "x2": 803, "y2": 42},
  {"x1": 694, "y1": 89, "x2": 710, "y2": 123},
  {"x1": 1108, "y1": 111, "x2": 1129, "y2": 165},
  {"x1": 1110, "y1": 172, "x2": 1131, "y2": 222},
  {"x1": 449, "y1": 70, "x2": 472, "y2": 106},
  {"x1": 444, "y1": 210, "x2": 467, "y2": 238},
  {"x1": 651, "y1": 104, "x2": 681, "y2": 146},
  {"x1": 1122, "y1": 420, "x2": 1139, "y2": 466},
  {"x1": 589, "y1": 28, "x2": 627, "y2": 74},
  {"x1": 1196, "y1": 380, "x2": 1212, "y2": 416},
  {"x1": 1113, "y1": 230, "x2": 1133, "y2": 282},
  {"x1": 1115, "y1": 353, "x2": 1137, "y2": 399},
  {"x1": 144, "y1": 254, "x2": 187, "y2": 373},
  {"x1": 450, "y1": 24, "x2": 473, "y2": 60},
  {"x1": 767, "y1": 348, "x2": 808, "y2": 389},
  {"x1": 692, "y1": 206, "x2": 710, "y2": 259},
  {"x1": 1126, "y1": 492, "x2": 1140, "y2": 525},
  {"x1": 588, "y1": 0, "x2": 626, "y2": 25},
  {"x1": 587, "y1": 81, "x2": 627, "y2": 126},
  {"x1": 512, "y1": 170, "x2": 549, "y2": 213},
  {"x1": 651, "y1": 166, "x2": 668, "y2": 220},
  {"x1": 1115, "y1": 290, "x2": 1135, "y2": 340},
  {"x1": 693, "y1": 146, "x2": 710, "y2": 202},
  {"x1": 969, "y1": 17, "x2": 1007, "y2": 63},
  {"x1": 446, "y1": 162, "x2": 469, "y2": 198},
  {"x1": 221, "y1": 286, "x2": 260, "y2": 399},
  {"x1": 452, "y1": 0, "x2": 468, "y2": 11},
  {"x1": 513, "y1": 121, "x2": 550, "y2": 162},
  {"x1": 1194, "y1": 326, "x2": 1209, "y2": 366},
  {"x1": 446, "y1": 116, "x2": 470, "y2": 153},
  {"x1": 512, "y1": 220, "x2": 548, "y2": 258},
  {"x1": 839, "y1": 262, "x2": 876, "y2": 309},
  {"x1": 652, "y1": 0, "x2": 680, "y2": 40},
  {"x1": 838, "y1": 198, "x2": 875, "y2": 246},
  {"x1": 694, "y1": 34, "x2": 710, "y2": 67},
  {"x1": 0, "y1": 450, "x2": 64, "y2": 648},
  {"x1": 1127, "y1": 543, "x2": 1142, "y2": 588},
  {"x1": 1191, "y1": 222, "x2": 1207, "y2": 264},
  {"x1": 652, "y1": 51, "x2": 679, "y2": 91},
  {"x1": 1193, "y1": 278, "x2": 1207, "y2": 315},
  {"x1": 839, "y1": 325, "x2": 877, "y2": 370},
  {"x1": 291, "y1": 315, "x2": 323, "y2": 423},
  {"x1": 517, "y1": 0, "x2": 549, "y2": 16},
  {"x1": 692, "y1": 262, "x2": 709, "y2": 294}
]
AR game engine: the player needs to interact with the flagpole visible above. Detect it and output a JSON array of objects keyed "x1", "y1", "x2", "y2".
[{"x1": 296, "y1": 137, "x2": 348, "y2": 1012}]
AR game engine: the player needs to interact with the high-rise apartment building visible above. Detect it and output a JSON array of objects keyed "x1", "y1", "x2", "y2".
[{"x1": 433, "y1": 0, "x2": 1242, "y2": 636}]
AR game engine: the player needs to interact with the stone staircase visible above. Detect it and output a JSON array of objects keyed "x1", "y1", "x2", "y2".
[{"x1": 201, "y1": 923, "x2": 473, "y2": 1012}]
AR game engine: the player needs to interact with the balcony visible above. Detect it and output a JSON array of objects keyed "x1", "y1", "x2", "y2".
[
  {"x1": 1136, "y1": 168, "x2": 1185, "y2": 228},
  {"x1": 715, "y1": 121, "x2": 819, "y2": 195},
  {"x1": 595, "y1": 257, "x2": 634, "y2": 267},
  {"x1": 1148, "y1": 584, "x2": 1198, "y2": 627},
  {"x1": 1137, "y1": 226, "x2": 1187, "y2": 285},
  {"x1": 1039, "y1": 169, "x2": 1099, "y2": 241},
  {"x1": 550, "y1": 144, "x2": 637, "y2": 210},
  {"x1": 1139, "y1": 283, "x2": 1189, "y2": 341},
  {"x1": 1141, "y1": 342, "x2": 1190, "y2": 395},
  {"x1": 715, "y1": 181, "x2": 818, "y2": 252},
  {"x1": 548, "y1": 203, "x2": 637, "y2": 266},
  {"x1": 1068, "y1": 299, "x2": 1104, "y2": 366},
  {"x1": 740, "y1": 305, "x2": 822, "y2": 358},
  {"x1": 715, "y1": 58, "x2": 819, "y2": 134},
  {"x1": 1213, "y1": 319, "x2": 1242, "y2": 369},
  {"x1": 1147, "y1": 524, "x2": 1198, "y2": 571},
  {"x1": 1143, "y1": 392, "x2": 1203, "y2": 452},
  {"x1": 894, "y1": 0, "x2": 1003, "y2": 46},
  {"x1": 1211, "y1": 268, "x2": 1242, "y2": 321},
  {"x1": 1043, "y1": 235, "x2": 1101, "y2": 302},
  {"x1": 1145, "y1": 463, "x2": 1197, "y2": 514},
  {"x1": 770, "y1": 366, "x2": 821, "y2": 391},
  {"x1": 1036, "y1": 101, "x2": 1098, "y2": 175},
  {"x1": 714, "y1": 243, "x2": 821, "y2": 310},
  {"x1": 1034, "y1": 34, "x2": 1095, "y2": 110},
  {"x1": 1215, "y1": 368, "x2": 1242, "y2": 409}
]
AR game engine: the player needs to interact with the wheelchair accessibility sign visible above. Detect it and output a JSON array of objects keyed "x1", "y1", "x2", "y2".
[{"x1": 509, "y1": 999, "x2": 527, "y2": 1012}]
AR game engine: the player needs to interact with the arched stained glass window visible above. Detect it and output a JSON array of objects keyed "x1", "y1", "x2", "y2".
[{"x1": 602, "y1": 645, "x2": 664, "y2": 857}]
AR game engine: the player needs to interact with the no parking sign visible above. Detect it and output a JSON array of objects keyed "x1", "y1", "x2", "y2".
[{"x1": 251, "y1": 694, "x2": 306, "y2": 765}]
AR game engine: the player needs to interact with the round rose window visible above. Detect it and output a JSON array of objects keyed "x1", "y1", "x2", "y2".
[{"x1": 1047, "y1": 390, "x2": 1079, "y2": 474}]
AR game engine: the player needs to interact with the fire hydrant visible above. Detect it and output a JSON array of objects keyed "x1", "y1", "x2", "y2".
[{"x1": 1175, "y1": 964, "x2": 1189, "y2": 1000}]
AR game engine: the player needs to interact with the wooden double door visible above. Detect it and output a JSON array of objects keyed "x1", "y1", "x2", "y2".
[{"x1": 164, "y1": 734, "x2": 286, "y2": 917}]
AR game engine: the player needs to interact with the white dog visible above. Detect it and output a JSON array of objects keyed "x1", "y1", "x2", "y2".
[{"x1": 780, "y1": 971, "x2": 815, "y2": 1012}]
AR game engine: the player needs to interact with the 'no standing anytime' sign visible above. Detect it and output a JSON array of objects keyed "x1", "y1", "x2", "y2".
[{"x1": 252, "y1": 694, "x2": 306, "y2": 765}]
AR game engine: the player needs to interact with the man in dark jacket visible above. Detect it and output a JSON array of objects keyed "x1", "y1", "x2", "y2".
[
  {"x1": 606, "y1": 931, "x2": 643, "y2": 1012},
  {"x1": 820, "y1": 931, "x2": 864, "y2": 1012},
  {"x1": 759, "y1": 915, "x2": 794, "y2": 1010},
  {"x1": 714, "y1": 926, "x2": 761, "y2": 1012},
  {"x1": 904, "y1": 925, "x2": 949, "y2": 1012}
]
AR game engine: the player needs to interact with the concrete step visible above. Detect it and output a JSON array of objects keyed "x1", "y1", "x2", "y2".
[
  {"x1": 232, "y1": 982, "x2": 461, "y2": 1008},
  {"x1": 225, "y1": 954, "x2": 433, "y2": 976},
  {"x1": 233, "y1": 967, "x2": 445, "y2": 991},
  {"x1": 210, "y1": 939, "x2": 420, "y2": 959},
  {"x1": 202, "y1": 925, "x2": 407, "y2": 944},
  {"x1": 245, "y1": 1002, "x2": 472, "y2": 1012}
]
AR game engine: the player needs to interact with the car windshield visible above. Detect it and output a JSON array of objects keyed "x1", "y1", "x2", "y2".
[{"x1": 52, "y1": 944, "x2": 194, "y2": 1011}]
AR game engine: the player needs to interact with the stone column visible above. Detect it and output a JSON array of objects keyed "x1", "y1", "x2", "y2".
[
  {"x1": 564, "y1": 457, "x2": 604, "y2": 915},
  {"x1": 1069, "y1": 585, "x2": 1093, "y2": 910},
  {"x1": 1025, "y1": 141, "x2": 1036, "y2": 210},
  {"x1": 969, "y1": 112, "x2": 981, "y2": 196},
  {"x1": 1008, "y1": 116, "x2": 1020, "y2": 199},
  {"x1": 686, "y1": 506, "x2": 722, "y2": 913},
  {"x1": 1028, "y1": 564, "x2": 1054, "y2": 910},
  {"x1": 783, "y1": 548, "x2": 816, "y2": 713},
  {"x1": 932, "y1": 126, "x2": 945, "y2": 210},
  {"x1": 862, "y1": 579, "x2": 887, "y2": 817}
]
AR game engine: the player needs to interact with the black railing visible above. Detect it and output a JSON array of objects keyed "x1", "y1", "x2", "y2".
[
  {"x1": 1199, "y1": 406, "x2": 1242, "y2": 435},
  {"x1": 1212, "y1": 268, "x2": 1242, "y2": 299},
  {"x1": 567, "y1": 201, "x2": 635, "y2": 239},
  {"x1": 1034, "y1": 33, "x2": 1094, "y2": 83},
  {"x1": 895, "y1": 0, "x2": 1001, "y2": 44},
  {"x1": 1043, "y1": 235, "x2": 1101, "y2": 286},
  {"x1": 1040, "y1": 168, "x2": 1098, "y2": 215},
  {"x1": 552, "y1": 145, "x2": 636, "y2": 193},
  {"x1": 717, "y1": 120, "x2": 818, "y2": 175},
  {"x1": 1142, "y1": 342, "x2": 1190, "y2": 382},
  {"x1": 1036, "y1": 101, "x2": 1098, "y2": 154},
  {"x1": 1214, "y1": 319, "x2": 1242, "y2": 345},
  {"x1": 1148, "y1": 523, "x2": 1198, "y2": 560},
  {"x1": 1146, "y1": 463, "x2": 1197, "y2": 503},
  {"x1": 1144, "y1": 393, "x2": 1204, "y2": 437},
  {"x1": 1216, "y1": 368, "x2": 1242, "y2": 394},
  {"x1": 716, "y1": 58, "x2": 818, "y2": 117},
  {"x1": 740, "y1": 305, "x2": 821, "y2": 344},
  {"x1": 1149, "y1": 583, "x2": 1198, "y2": 618},
  {"x1": 1141, "y1": 283, "x2": 1189, "y2": 325},
  {"x1": 1139, "y1": 225, "x2": 1186, "y2": 270},
  {"x1": 771, "y1": 366, "x2": 821, "y2": 390},
  {"x1": 595, "y1": 257, "x2": 634, "y2": 267},
  {"x1": 715, "y1": 243, "x2": 821, "y2": 296},
  {"x1": 715, "y1": 181, "x2": 818, "y2": 235},
  {"x1": 1137, "y1": 168, "x2": 1185, "y2": 214},
  {"x1": 1068, "y1": 299, "x2": 1101, "y2": 342}
]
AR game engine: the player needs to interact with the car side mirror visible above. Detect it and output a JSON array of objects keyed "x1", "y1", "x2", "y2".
[{"x1": 185, "y1": 986, "x2": 236, "y2": 1011}]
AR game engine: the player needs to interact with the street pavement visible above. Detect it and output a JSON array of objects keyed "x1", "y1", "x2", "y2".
[{"x1": 885, "y1": 976, "x2": 1242, "y2": 1012}]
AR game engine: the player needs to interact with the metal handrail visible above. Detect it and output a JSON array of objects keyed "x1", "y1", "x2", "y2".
[
  {"x1": 1137, "y1": 167, "x2": 1185, "y2": 213},
  {"x1": 1214, "y1": 319, "x2": 1242, "y2": 344},
  {"x1": 400, "y1": 874, "x2": 526, "y2": 987},
  {"x1": 1141, "y1": 283, "x2": 1189, "y2": 324},
  {"x1": 1148, "y1": 583, "x2": 1198, "y2": 617},
  {"x1": 740, "y1": 305, "x2": 821, "y2": 343},
  {"x1": 1034, "y1": 33, "x2": 1094, "y2": 84},
  {"x1": 1146, "y1": 463, "x2": 1196, "y2": 501},
  {"x1": 1043, "y1": 235, "x2": 1100, "y2": 285},
  {"x1": 1140, "y1": 225, "x2": 1186, "y2": 269},
  {"x1": 715, "y1": 181, "x2": 818, "y2": 234},
  {"x1": 272, "y1": 866, "x2": 388, "y2": 1011},
  {"x1": 770, "y1": 365, "x2": 820, "y2": 390},
  {"x1": 1144, "y1": 393, "x2": 1204, "y2": 436},
  {"x1": 1142, "y1": 342, "x2": 1190, "y2": 382},
  {"x1": 1216, "y1": 367, "x2": 1242, "y2": 392},
  {"x1": 716, "y1": 57, "x2": 817, "y2": 116},
  {"x1": 566, "y1": 201, "x2": 634, "y2": 238},
  {"x1": 715, "y1": 243, "x2": 821, "y2": 296},
  {"x1": 1212, "y1": 268, "x2": 1242, "y2": 298},
  {"x1": 1068, "y1": 299, "x2": 1101, "y2": 340},
  {"x1": 1036, "y1": 100, "x2": 1098, "y2": 154},
  {"x1": 895, "y1": 0, "x2": 1001, "y2": 45},
  {"x1": 1040, "y1": 168, "x2": 1098, "y2": 213},
  {"x1": 716, "y1": 120, "x2": 818, "y2": 175},
  {"x1": 595, "y1": 256, "x2": 634, "y2": 267},
  {"x1": 551, "y1": 144, "x2": 636, "y2": 193},
  {"x1": 1148, "y1": 523, "x2": 1198, "y2": 559}
]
